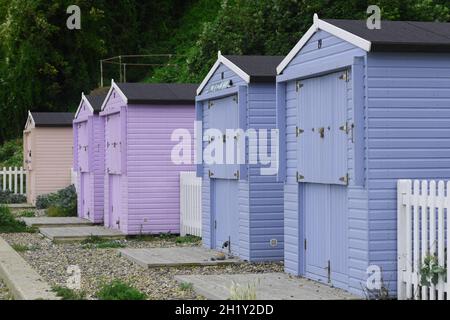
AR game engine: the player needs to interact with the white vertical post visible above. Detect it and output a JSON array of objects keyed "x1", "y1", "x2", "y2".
[
  {"x1": 447, "y1": 181, "x2": 450, "y2": 300},
  {"x1": 420, "y1": 180, "x2": 428, "y2": 300},
  {"x1": 20, "y1": 167, "x2": 24, "y2": 195},
  {"x1": 14, "y1": 167, "x2": 18, "y2": 194},
  {"x1": 437, "y1": 181, "x2": 445, "y2": 300},
  {"x1": 8, "y1": 167, "x2": 12, "y2": 191},
  {"x1": 2, "y1": 167, "x2": 5, "y2": 191},
  {"x1": 397, "y1": 180, "x2": 410, "y2": 300},
  {"x1": 413, "y1": 180, "x2": 420, "y2": 300}
]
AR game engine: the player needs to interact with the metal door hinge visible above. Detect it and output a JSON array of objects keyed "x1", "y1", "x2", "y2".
[
  {"x1": 208, "y1": 170, "x2": 214, "y2": 178},
  {"x1": 339, "y1": 173, "x2": 349, "y2": 185},
  {"x1": 223, "y1": 134, "x2": 226, "y2": 143},
  {"x1": 296, "y1": 126, "x2": 304, "y2": 137},
  {"x1": 296, "y1": 81, "x2": 303, "y2": 92},
  {"x1": 208, "y1": 101, "x2": 214, "y2": 109},
  {"x1": 304, "y1": 239, "x2": 307, "y2": 251},
  {"x1": 234, "y1": 170, "x2": 240, "y2": 179},
  {"x1": 339, "y1": 70, "x2": 350, "y2": 82},
  {"x1": 339, "y1": 122, "x2": 349, "y2": 134},
  {"x1": 233, "y1": 96, "x2": 238, "y2": 103},
  {"x1": 214, "y1": 220, "x2": 217, "y2": 229},
  {"x1": 296, "y1": 172, "x2": 304, "y2": 182}
]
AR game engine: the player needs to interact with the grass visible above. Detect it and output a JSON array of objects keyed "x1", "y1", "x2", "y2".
[
  {"x1": 0, "y1": 205, "x2": 36, "y2": 233},
  {"x1": 81, "y1": 235, "x2": 126, "y2": 249},
  {"x1": 229, "y1": 280, "x2": 259, "y2": 300},
  {"x1": 96, "y1": 280, "x2": 147, "y2": 300},
  {"x1": 11, "y1": 243, "x2": 38, "y2": 252},
  {"x1": 17, "y1": 210, "x2": 35, "y2": 218},
  {"x1": 179, "y1": 282, "x2": 194, "y2": 291},
  {"x1": 132, "y1": 233, "x2": 201, "y2": 244},
  {"x1": 52, "y1": 286, "x2": 86, "y2": 300},
  {"x1": 176, "y1": 235, "x2": 201, "y2": 244}
]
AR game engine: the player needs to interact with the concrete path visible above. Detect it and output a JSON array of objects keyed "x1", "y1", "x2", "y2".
[
  {"x1": 175, "y1": 273, "x2": 358, "y2": 300},
  {"x1": 119, "y1": 247, "x2": 243, "y2": 268},
  {"x1": 0, "y1": 237, "x2": 58, "y2": 300},
  {"x1": 40, "y1": 226, "x2": 124, "y2": 243},
  {"x1": 21, "y1": 217, "x2": 93, "y2": 228}
]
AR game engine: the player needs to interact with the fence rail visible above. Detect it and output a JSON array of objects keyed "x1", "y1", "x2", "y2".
[
  {"x1": 0, "y1": 167, "x2": 26, "y2": 195},
  {"x1": 180, "y1": 172, "x2": 202, "y2": 237},
  {"x1": 397, "y1": 179, "x2": 450, "y2": 300}
]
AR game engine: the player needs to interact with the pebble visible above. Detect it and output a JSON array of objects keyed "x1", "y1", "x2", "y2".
[{"x1": 1, "y1": 233, "x2": 283, "y2": 300}]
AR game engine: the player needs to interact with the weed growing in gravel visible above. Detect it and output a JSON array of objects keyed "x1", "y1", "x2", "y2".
[
  {"x1": 81, "y1": 235, "x2": 126, "y2": 249},
  {"x1": 11, "y1": 243, "x2": 39, "y2": 252},
  {"x1": 96, "y1": 280, "x2": 147, "y2": 300},
  {"x1": 179, "y1": 282, "x2": 194, "y2": 291},
  {"x1": 229, "y1": 280, "x2": 259, "y2": 300},
  {"x1": 176, "y1": 235, "x2": 201, "y2": 244},
  {"x1": 0, "y1": 205, "x2": 35, "y2": 233},
  {"x1": 17, "y1": 210, "x2": 35, "y2": 218},
  {"x1": 52, "y1": 286, "x2": 86, "y2": 300}
]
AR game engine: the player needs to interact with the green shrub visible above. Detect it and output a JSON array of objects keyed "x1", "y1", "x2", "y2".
[
  {"x1": 81, "y1": 236, "x2": 126, "y2": 249},
  {"x1": 176, "y1": 235, "x2": 201, "y2": 244},
  {"x1": 0, "y1": 205, "x2": 34, "y2": 233},
  {"x1": 179, "y1": 282, "x2": 194, "y2": 291},
  {"x1": 11, "y1": 243, "x2": 38, "y2": 252},
  {"x1": 0, "y1": 190, "x2": 27, "y2": 204},
  {"x1": 18, "y1": 210, "x2": 35, "y2": 218},
  {"x1": 52, "y1": 286, "x2": 86, "y2": 300},
  {"x1": 96, "y1": 280, "x2": 147, "y2": 300},
  {"x1": 36, "y1": 185, "x2": 77, "y2": 216},
  {"x1": 0, "y1": 139, "x2": 23, "y2": 168}
]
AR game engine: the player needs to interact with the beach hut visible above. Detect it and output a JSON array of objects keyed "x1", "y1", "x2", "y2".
[
  {"x1": 73, "y1": 91, "x2": 107, "y2": 223},
  {"x1": 100, "y1": 81, "x2": 196, "y2": 235},
  {"x1": 276, "y1": 15, "x2": 450, "y2": 295},
  {"x1": 196, "y1": 53, "x2": 285, "y2": 261},
  {"x1": 23, "y1": 112, "x2": 74, "y2": 204}
]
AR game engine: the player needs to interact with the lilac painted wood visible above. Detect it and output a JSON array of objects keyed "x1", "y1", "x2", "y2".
[{"x1": 101, "y1": 86, "x2": 195, "y2": 235}]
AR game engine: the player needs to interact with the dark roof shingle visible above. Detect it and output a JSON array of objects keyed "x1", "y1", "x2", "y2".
[
  {"x1": 116, "y1": 83, "x2": 197, "y2": 105},
  {"x1": 85, "y1": 93, "x2": 107, "y2": 112},
  {"x1": 324, "y1": 19, "x2": 450, "y2": 52},
  {"x1": 223, "y1": 55, "x2": 285, "y2": 82},
  {"x1": 31, "y1": 112, "x2": 74, "y2": 127}
]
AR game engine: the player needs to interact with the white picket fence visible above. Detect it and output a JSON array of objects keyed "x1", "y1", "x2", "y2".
[
  {"x1": 0, "y1": 167, "x2": 26, "y2": 195},
  {"x1": 397, "y1": 179, "x2": 449, "y2": 300},
  {"x1": 180, "y1": 172, "x2": 202, "y2": 237}
]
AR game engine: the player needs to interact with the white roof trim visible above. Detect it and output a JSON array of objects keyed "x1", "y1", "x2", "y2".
[
  {"x1": 74, "y1": 92, "x2": 94, "y2": 118},
  {"x1": 277, "y1": 14, "x2": 372, "y2": 74},
  {"x1": 196, "y1": 51, "x2": 251, "y2": 95},
  {"x1": 24, "y1": 111, "x2": 35, "y2": 130},
  {"x1": 100, "y1": 79, "x2": 128, "y2": 111}
]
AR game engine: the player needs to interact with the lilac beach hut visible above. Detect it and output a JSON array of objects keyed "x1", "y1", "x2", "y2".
[
  {"x1": 100, "y1": 81, "x2": 196, "y2": 235},
  {"x1": 73, "y1": 91, "x2": 107, "y2": 223}
]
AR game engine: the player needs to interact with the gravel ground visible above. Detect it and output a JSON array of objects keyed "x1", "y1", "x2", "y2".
[
  {"x1": 1, "y1": 233, "x2": 283, "y2": 300},
  {"x1": 0, "y1": 280, "x2": 12, "y2": 300}
]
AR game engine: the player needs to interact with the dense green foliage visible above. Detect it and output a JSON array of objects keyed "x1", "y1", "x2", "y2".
[
  {"x1": 36, "y1": 184, "x2": 77, "y2": 216},
  {"x1": 0, "y1": 190, "x2": 26, "y2": 204},
  {"x1": 0, "y1": 139, "x2": 22, "y2": 168},
  {"x1": 52, "y1": 286, "x2": 87, "y2": 300},
  {"x1": 0, "y1": 0, "x2": 448, "y2": 144},
  {"x1": 0, "y1": 205, "x2": 34, "y2": 233},
  {"x1": 96, "y1": 280, "x2": 147, "y2": 300}
]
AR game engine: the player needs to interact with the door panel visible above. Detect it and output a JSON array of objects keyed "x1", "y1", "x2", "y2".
[
  {"x1": 109, "y1": 175, "x2": 121, "y2": 230},
  {"x1": 78, "y1": 121, "x2": 89, "y2": 172},
  {"x1": 106, "y1": 113, "x2": 121, "y2": 174},
  {"x1": 213, "y1": 179, "x2": 239, "y2": 255},
  {"x1": 24, "y1": 132, "x2": 32, "y2": 170},
  {"x1": 81, "y1": 173, "x2": 91, "y2": 219},
  {"x1": 297, "y1": 70, "x2": 348, "y2": 185}
]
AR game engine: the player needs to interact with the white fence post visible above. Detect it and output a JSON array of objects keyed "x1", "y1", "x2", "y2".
[
  {"x1": 180, "y1": 172, "x2": 202, "y2": 237},
  {"x1": 398, "y1": 179, "x2": 449, "y2": 300},
  {"x1": 0, "y1": 166, "x2": 27, "y2": 196}
]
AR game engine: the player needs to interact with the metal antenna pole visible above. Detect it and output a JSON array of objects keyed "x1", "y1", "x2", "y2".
[{"x1": 100, "y1": 60, "x2": 103, "y2": 88}]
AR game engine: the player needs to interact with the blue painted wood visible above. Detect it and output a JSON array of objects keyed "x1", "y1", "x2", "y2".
[
  {"x1": 276, "y1": 82, "x2": 286, "y2": 182},
  {"x1": 199, "y1": 61, "x2": 284, "y2": 262}
]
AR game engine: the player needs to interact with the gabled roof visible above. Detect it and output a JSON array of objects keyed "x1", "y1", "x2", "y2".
[
  {"x1": 277, "y1": 14, "x2": 450, "y2": 74},
  {"x1": 29, "y1": 112, "x2": 74, "y2": 127},
  {"x1": 101, "y1": 80, "x2": 197, "y2": 110},
  {"x1": 75, "y1": 90, "x2": 108, "y2": 118},
  {"x1": 197, "y1": 52, "x2": 285, "y2": 95}
]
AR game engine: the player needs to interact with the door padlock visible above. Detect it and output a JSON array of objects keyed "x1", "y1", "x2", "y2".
[{"x1": 318, "y1": 127, "x2": 325, "y2": 138}]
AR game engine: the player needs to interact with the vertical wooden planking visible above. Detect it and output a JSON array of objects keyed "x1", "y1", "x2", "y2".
[
  {"x1": 428, "y1": 180, "x2": 436, "y2": 299},
  {"x1": 2, "y1": 167, "x2": 6, "y2": 191},
  {"x1": 404, "y1": 180, "x2": 413, "y2": 299},
  {"x1": 397, "y1": 180, "x2": 410, "y2": 300},
  {"x1": 8, "y1": 167, "x2": 12, "y2": 191},
  {"x1": 437, "y1": 181, "x2": 445, "y2": 300},
  {"x1": 14, "y1": 167, "x2": 18, "y2": 194},
  {"x1": 421, "y1": 180, "x2": 428, "y2": 299},
  {"x1": 413, "y1": 180, "x2": 420, "y2": 299},
  {"x1": 431, "y1": 181, "x2": 443, "y2": 300}
]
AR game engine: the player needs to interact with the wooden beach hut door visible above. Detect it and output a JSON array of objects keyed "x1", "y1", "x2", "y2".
[
  {"x1": 106, "y1": 113, "x2": 122, "y2": 230},
  {"x1": 77, "y1": 121, "x2": 91, "y2": 219},
  {"x1": 209, "y1": 95, "x2": 240, "y2": 255},
  {"x1": 297, "y1": 70, "x2": 349, "y2": 289}
]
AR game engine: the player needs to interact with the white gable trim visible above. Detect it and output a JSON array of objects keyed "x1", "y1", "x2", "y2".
[
  {"x1": 24, "y1": 111, "x2": 35, "y2": 130},
  {"x1": 277, "y1": 14, "x2": 372, "y2": 74},
  {"x1": 74, "y1": 93, "x2": 94, "y2": 118},
  {"x1": 196, "y1": 51, "x2": 251, "y2": 95},
  {"x1": 100, "y1": 79, "x2": 128, "y2": 110}
]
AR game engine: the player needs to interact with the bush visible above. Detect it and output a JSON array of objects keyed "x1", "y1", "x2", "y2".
[
  {"x1": 52, "y1": 286, "x2": 86, "y2": 300},
  {"x1": 36, "y1": 185, "x2": 77, "y2": 216},
  {"x1": 0, "y1": 205, "x2": 34, "y2": 233},
  {"x1": 96, "y1": 280, "x2": 147, "y2": 300},
  {"x1": 0, "y1": 139, "x2": 23, "y2": 168},
  {"x1": 0, "y1": 190, "x2": 27, "y2": 204}
]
